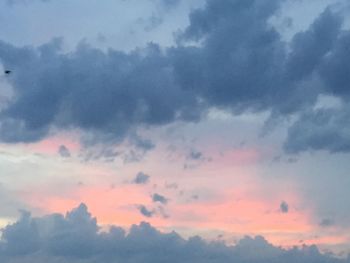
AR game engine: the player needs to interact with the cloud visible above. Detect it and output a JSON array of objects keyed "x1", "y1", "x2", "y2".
[
  {"x1": 137, "y1": 205, "x2": 155, "y2": 218},
  {"x1": 152, "y1": 193, "x2": 168, "y2": 204},
  {"x1": 0, "y1": 204, "x2": 348, "y2": 263},
  {"x1": 0, "y1": 39, "x2": 200, "y2": 145},
  {"x1": 58, "y1": 145, "x2": 71, "y2": 158},
  {"x1": 130, "y1": 135, "x2": 155, "y2": 152},
  {"x1": 188, "y1": 150, "x2": 203, "y2": 160},
  {"x1": 285, "y1": 8, "x2": 342, "y2": 82},
  {"x1": 133, "y1": 172, "x2": 150, "y2": 185},
  {"x1": 0, "y1": 0, "x2": 350, "y2": 153},
  {"x1": 284, "y1": 107, "x2": 350, "y2": 153},
  {"x1": 280, "y1": 201, "x2": 289, "y2": 213}
]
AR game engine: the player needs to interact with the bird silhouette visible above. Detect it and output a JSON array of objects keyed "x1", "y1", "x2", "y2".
[{"x1": 4, "y1": 70, "x2": 11, "y2": 75}]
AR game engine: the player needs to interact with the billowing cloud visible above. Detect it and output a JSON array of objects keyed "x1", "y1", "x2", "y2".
[
  {"x1": 0, "y1": 204, "x2": 348, "y2": 263},
  {"x1": 0, "y1": 39, "x2": 200, "y2": 145},
  {"x1": 0, "y1": 0, "x2": 350, "y2": 154}
]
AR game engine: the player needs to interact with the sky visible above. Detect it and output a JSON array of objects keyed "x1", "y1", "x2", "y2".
[{"x1": 1, "y1": 0, "x2": 350, "y2": 262}]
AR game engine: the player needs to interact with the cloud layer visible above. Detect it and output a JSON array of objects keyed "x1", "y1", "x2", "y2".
[
  {"x1": 0, "y1": 204, "x2": 348, "y2": 263},
  {"x1": 0, "y1": 0, "x2": 349, "y2": 153}
]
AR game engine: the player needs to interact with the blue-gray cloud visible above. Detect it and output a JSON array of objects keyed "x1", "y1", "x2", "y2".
[
  {"x1": 0, "y1": 39, "x2": 201, "y2": 145},
  {"x1": 0, "y1": 204, "x2": 348, "y2": 263},
  {"x1": 284, "y1": 107, "x2": 350, "y2": 153},
  {"x1": 320, "y1": 218, "x2": 335, "y2": 227},
  {"x1": 133, "y1": 172, "x2": 150, "y2": 184},
  {"x1": 137, "y1": 205, "x2": 155, "y2": 217},
  {"x1": 152, "y1": 193, "x2": 168, "y2": 204},
  {"x1": 0, "y1": 0, "x2": 350, "y2": 153},
  {"x1": 58, "y1": 144, "x2": 71, "y2": 158},
  {"x1": 188, "y1": 150, "x2": 203, "y2": 160},
  {"x1": 280, "y1": 201, "x2": 289, "y2": 213}
]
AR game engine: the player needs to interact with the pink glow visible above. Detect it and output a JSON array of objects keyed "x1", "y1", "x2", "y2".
[
  {"x1": 25, "y1": 135, "x2": 80, "y2": 155},
  {"x1": 218, "y1": 149, "x2": 260, "y2": 166}
]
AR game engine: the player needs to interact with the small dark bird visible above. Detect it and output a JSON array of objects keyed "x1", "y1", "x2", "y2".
[{"x1": 4, "y1": 70, "x2": 11, "y2": 74}]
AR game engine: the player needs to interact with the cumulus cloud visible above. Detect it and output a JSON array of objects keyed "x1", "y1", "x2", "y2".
[
  {"x1": 0, "y1": 39, "x2": 200, "y2": 145},
  {"x1": 0, "y1": 204, "x2": 348, "y2": 263},
  {"x1": 1, "y1": 0, "x2": 350, "y2": 153}
]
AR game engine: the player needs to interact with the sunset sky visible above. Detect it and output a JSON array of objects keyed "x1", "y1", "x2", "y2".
[{"x1": 1, "y1": 0, "x2": 350, "y2": 262}]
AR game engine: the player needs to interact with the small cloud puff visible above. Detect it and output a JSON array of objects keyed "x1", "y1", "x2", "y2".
[
  {"x1": 133, "y1": 172, "x2": 150, "y2": 185},
  {"x1": 280, "y1": 201, "x2": 289, "y2": 213}
]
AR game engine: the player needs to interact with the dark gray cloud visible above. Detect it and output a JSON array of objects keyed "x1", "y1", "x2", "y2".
[
  {"x1": 137, "y1": 205, "x2": 155, "y2": 217},
  {"x1": 319, "y1": 29, "x2": 350, "y2": 98},
  {"x1": 0, "y1": 39, "x2": 200, "y2": 145},
  {"x1": 172, "y1": 0, "x2": 291, "y2": 113},
  {"x1": 1, "y1": 0, "x2": 350, "y2": 153},
  {"x1": 280, "y1": 201, "x2": 289, "y2": 213},
  {"x1": 282, "y1": 9, "x2": 350, "y2": 154},
  {"x1": 152, "y1": 193, "x2": 168, "y2": 204},
  {"x1": 0, "y1": 204, "x2": 348, "y2": 263},
  {"x1": 286, "y1": 8, "x2": 342, "y2": 82},
  {"x1": 173, "y1": 1, "x2": 350, "y2": 154},
  {"x1": 133, "y1": 172, "x2": 150, "y2": 185},
  {"x1": 58, "y1": 145, "x2": 71, "y2": 158}
]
